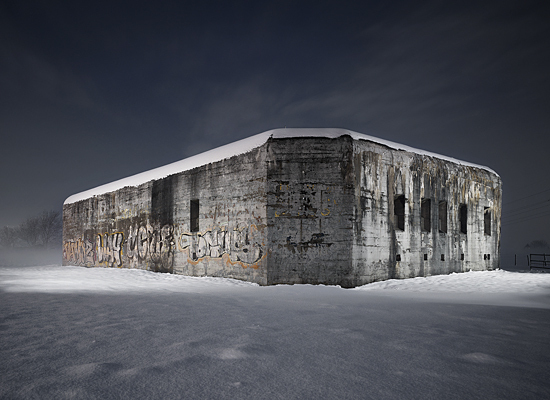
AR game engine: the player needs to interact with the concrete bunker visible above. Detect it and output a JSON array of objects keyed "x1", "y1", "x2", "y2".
[{"x1": 63, "y1": 128, "x2": 501, "y2": 287}]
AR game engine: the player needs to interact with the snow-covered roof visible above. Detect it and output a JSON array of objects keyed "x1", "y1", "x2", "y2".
[{"x1": 64, "y1": 128, "x2": 498, "y2": 205}]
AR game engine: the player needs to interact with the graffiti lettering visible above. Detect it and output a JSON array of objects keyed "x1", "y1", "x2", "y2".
[
  {"x1": 283, "y1": 232, "x2": 332, "y2": 253},
  {"x1": 96, "y1": 232, "x2": 124, "y2": 267},
  {"x1": 63, "y1": 238, "x2": 95, "y2": 266},
  {"x1": 179, "y1": 226, "x2": 263, "y2": 266},
  {"x1": 148, "y1": 224, "x2": 174, "y2": 272},
  {"x1": 127, "y1": 223, "x2": 174, "y2": 272},
  {"x1": 63, "y1": 223, "x2": 261, "y2": 271}
]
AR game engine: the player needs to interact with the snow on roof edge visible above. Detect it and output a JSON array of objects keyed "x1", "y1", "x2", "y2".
[{"x1": 64, "y1": 128, "x2": 498, "y2": 205}]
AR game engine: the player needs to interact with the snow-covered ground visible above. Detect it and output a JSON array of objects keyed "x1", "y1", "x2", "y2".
[{"x1": 1, "y1": 265, "x2": 549, "y2": 399}]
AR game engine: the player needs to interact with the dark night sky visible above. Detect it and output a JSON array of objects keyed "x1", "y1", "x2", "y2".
[{"x1": 1, "y1": 0, "x2": 549, "y2": 255}]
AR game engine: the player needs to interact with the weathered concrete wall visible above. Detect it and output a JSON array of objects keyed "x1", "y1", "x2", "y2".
[
  {"x1": 63, "y1": 133, "x2": 501, "y2": 287},
  {"x1": 63, "y1": 147, "x2": 269, "y2": 285},
  {"x1": 351, "y1": 140, "x2": 502, "y2": 286},
  {"x1": 265, "y1": 136, "x2": 356, "y2": 286}
]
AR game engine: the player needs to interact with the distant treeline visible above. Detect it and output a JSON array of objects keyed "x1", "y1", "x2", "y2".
[{"x1": 0, "y1": 211, "x2": 62, "y2": 249}]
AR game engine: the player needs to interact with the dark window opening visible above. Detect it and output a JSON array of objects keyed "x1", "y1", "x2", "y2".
[
  {"x1": 484, "y1": 254, "x2": 491, "y2": 261},
  {"x1": 484, "y1": 207, "x2": 491, "y2": 236},
  {"x1": 424, "y1": 254, "x2": 428, "y2": 261},
  {"x1": 461, "y1": 253, "x2": 464, "y2": 261},
  {"x1": 190, "y1": 199, "x2": 199, "y2": 232},
  {"x1": 421, "y1": 199, "x2": 431, "y2": 232},
  {"x1": 459, "y1": 204, "x2": 467, "y2": 234},
  {"x1": 438, "y1": 201, "x2": 447, "y2": 233},
  {"x1": 396, "y1": 254, "x2": 401, "y2": 262},
  {"x1": 394, "y1": 195, "x2": 405, "y2": 231},
  {"x1": 441, "y1": 254, "x2": 445, "y2": 261}
]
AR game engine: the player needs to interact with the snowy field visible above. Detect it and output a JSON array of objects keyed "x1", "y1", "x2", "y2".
[{"x1": 1, "y1": 265, "x2": 549, "y2": 399}]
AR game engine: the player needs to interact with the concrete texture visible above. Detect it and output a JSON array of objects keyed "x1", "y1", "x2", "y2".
[{"x1": 63, "y1": 130, "x2": 501, "y2": 287}]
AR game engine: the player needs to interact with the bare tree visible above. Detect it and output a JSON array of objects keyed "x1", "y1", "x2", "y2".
[
  {"x1": 18, "y1": 216, "x2": 41, "y2": 246},
  {"x1": 38, "y1": 210, "x2": 62, "y2": 247},
  {"x1": 0, "y1": 226, "x2": 19, "y2": 248},
  {"x1": 11, "y1": 211, "x2": 62, "y2": 247},
  {"x1": 14, "y1": 210, "x2": 62, "y2": 248}
]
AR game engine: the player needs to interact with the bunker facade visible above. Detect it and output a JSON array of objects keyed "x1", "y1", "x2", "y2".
[{"x1": 63, "y1": 128, "x2": 501, "y2": 287}]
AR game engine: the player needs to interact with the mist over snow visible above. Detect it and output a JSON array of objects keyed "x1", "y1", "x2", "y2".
[
  {"x1": 1, "y1": 265, "x2": 549, "y2": 399},
  {"x1": 1, "y1": 265, "x2": 549, "y2": 298}
]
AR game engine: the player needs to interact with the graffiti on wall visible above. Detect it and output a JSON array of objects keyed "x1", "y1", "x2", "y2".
[
  {"x1": 63, "y1": 237, "x2": 96, "y2": 266},
  {"x1": 63, "y1": 223, "x2": 264, "y2": 270},
  {"x1": 282, "y1": 232, "x2": 333, "y2": 253},
  {"x1": 179, "y1": 225, "x2": 264, "y2": 267},
  {"x1": 63, "y1": 233, "x2": 125, "y2": 268},
  {"x1": 96, "y1": 232, "x2": 124, "y2": 267},
  {"x1": 126, "y1": 224, "x2": 175, "y2": 272}
]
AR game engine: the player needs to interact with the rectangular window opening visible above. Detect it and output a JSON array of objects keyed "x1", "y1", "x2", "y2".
[
  {"x1": 484, "y1": 207, "x2": 491, "y2": 236},
  {"x1": 424, "y1": 253, "x2": 428, "y2": 261},
  {"x1": 438, "y1": 201, "x2": 447, "y2": 234},
  {"x1": 459, "y1": 204, "x2": 467, "y2": 234},
  {"x1": 394, "y1": 195, "x2": 405, "y2": 231},
  {"x1": 441, "y1": 254, "x2": 445, "y2": 261},
  {"x1": 461, "y1": 253, "x2": 465, "y2": 261},
  {"x1": 190, "y1": 199, "x2": 200, "y2": 232},
  {"x1": 421, "y1": 199, "x2": 431, "y2": 232}
]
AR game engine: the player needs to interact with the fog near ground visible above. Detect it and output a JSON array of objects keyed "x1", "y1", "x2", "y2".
[
  {"x1": 0, "y1": 247, "x2": 61, "y2": 267},
  {"x1": 1, "y1": 263, "x2": 549, "y2": 399}
]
